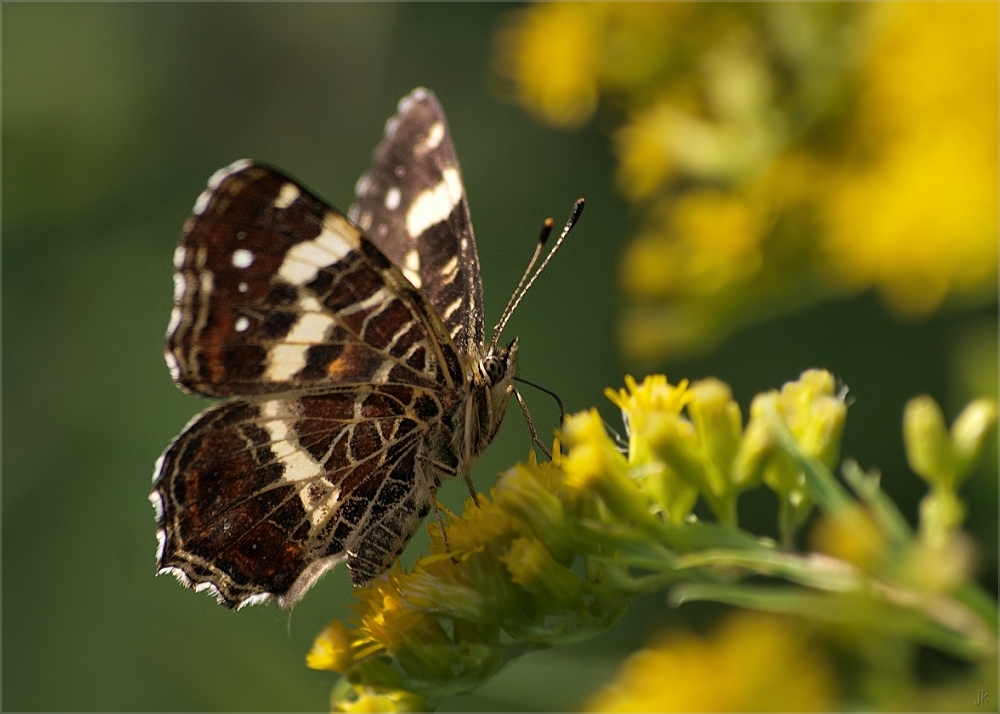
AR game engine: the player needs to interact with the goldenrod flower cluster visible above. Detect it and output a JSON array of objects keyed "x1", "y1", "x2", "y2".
[
  {"x1": 586, "y1": 612, "x2": 836, "y2": 712},
  {"x1": 496, "y1": 3, "x2": 998, "y2": 359},
  {"x1": 307, "y1": 373, "x2": 997, "y2": 711}
]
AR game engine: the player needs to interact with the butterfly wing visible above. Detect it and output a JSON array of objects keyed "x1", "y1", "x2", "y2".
[
  {"x1": 167, "y1": 160, "x2": 464, "y2": 398},
  {"x1": 350, "y1": 87, "x2": 485, "y2": 358},
  {"x1": 154, "y1": 160, "x2": 468, "y2": 608},
  {"x1": 152, "y1": 384, "x2": 454, "y2": 608}
]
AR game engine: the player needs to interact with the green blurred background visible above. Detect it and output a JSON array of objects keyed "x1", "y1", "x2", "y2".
[{"x1": 4, "y1": 4, "x2": 996, "y2": 711}]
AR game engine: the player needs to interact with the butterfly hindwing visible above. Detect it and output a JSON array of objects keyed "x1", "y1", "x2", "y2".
[
  {"x1": 350, "y1": 88, "x2": 485, "y2": 357},
  {"x1": 152, "y1": 381, "x2": 453, "y2": 608}
]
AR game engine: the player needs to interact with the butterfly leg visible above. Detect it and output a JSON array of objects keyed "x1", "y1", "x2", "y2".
[
  {"x1": 430, "y1": 499, "x2": 452, "y2": 552},
  {"x1": 514, "y1": 389, "x2": 553, "y2": 460}
]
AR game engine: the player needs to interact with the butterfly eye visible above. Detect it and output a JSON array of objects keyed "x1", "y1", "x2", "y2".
[{"x1": 482, "y1": 355, "x2": 506, "y2": 385}]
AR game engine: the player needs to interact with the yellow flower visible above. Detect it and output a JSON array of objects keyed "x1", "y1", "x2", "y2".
[
  {"x1": 497, "y1": 3, "x2": 689, "y2": 128},
  {"x1": 777, "y1": 369, "x2": 845, "y2": 471},
  {"x1": 498, "y1": 3, "x2": 997, "y2": 359},
  {"x1": 898, "y1": 531, "x2": 975, "y2": 595},
  {"x1": 499, "y1": 536, "x2": 584, "y2": 610},
  {"x1": 307, "y1": 619, "x2": 356, "y2": 673},
  {"x1": 670, "y1": 189, "x2": 765, "y2": 293},
  {"x1": 605, "y1": 374, "x2": 692, "y2": 429},
  {"x1": 811, "y1": 505, "x2": 888, "y2": 573},
  {"x1": 495, "y1": 3, "x2": 603, "y2": 127},
  {"x1": 587, "y1": 612, "x2": 836, "y2": 712},
  {"x1": 561, "y1": 408, "x2": 660, "y2": 528},
  {"x1": 821, "y1": 2, "x2": 998, "y2": 315},
  {"x1": 904, "y1": 395, "x2": 998, "y2": 492},
  {"x1": 616, "y1": 102, "x2": 679, "y2": 200},
  {"x1": 307, "y1": 374, "x2": 997, "y2": 709},
  {"x1": 334, "y1": 684, "x2": 428, "y2": 714},
  {"x1": 350, "y1": 571, "x2": 436, "y2": 660}
]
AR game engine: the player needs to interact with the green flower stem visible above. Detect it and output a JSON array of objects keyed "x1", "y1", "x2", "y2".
[
  {"x1": 672, "y1": 549, "x2": 861, "y2": 592},
  {"x1": 841, "y1": 459, "x2": 914, "y2": 548},
  {"x1": 955, "y1": 583, "x2": 1000, "y2": 636},
  {"x1": 669, "y1": 583, "x2": 994, "y2": 661}
]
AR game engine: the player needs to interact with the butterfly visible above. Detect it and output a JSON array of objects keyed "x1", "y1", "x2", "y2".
[{"x1": 150, "y1": 87, "x2": 581, "y2": 609}]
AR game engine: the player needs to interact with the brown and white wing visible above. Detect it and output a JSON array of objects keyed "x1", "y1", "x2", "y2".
[
  {"x1": 350, "y1": 88, "x2": 485, "y2": 356},
  {"x1": 166, "y1": 160, "x2": 464, "y2": 399},
  {"x1": 153, "y1": 160, "x2": 470, "y2": 608},
  {"x1": 151, "y1": 383, "x2": 455, "y2": 608}
]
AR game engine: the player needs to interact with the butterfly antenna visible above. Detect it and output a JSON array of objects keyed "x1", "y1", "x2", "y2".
[
  {"x1": 491, "y1": 218, "x2": 552, "y2": 345},
  {"x1": 490, "y1": 198, "x2": 585, "y2": 349}
]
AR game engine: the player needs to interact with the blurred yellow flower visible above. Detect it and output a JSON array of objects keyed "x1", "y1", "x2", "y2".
[
  {"x1": 821, "y1": 2, "x2": 999, "y2": 316},
  {"x1": 497, "y1": 2, "x2": 999, "y2": 359},
  {"x1": 496, "y1": 3, "x2": 689, "y2": 128},
  {"x1": 587, "y1": 612, "x2": 836, "y2": 712},
  {"x1": 495, "y1": 3, "x2": 603, "y2": 127},
  {"x1": 811, "y1": 505, "x2": 888, "y2": 572},
  {"x1": 307, "y1": 619, "x2": 356, "y2": 673},
  {"x1": 616, "y1": 101, "x2": 678, "y2": 200}
]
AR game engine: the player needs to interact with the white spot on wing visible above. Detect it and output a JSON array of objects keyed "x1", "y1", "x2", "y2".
[
  {"x1": 210, "y1": 159, "x2": 253, "y2": 188},
  {"x1": 288, "y1": 312, "x2": 334, "y2": 343},
  {"x1": 273, "y1": 182, "x2": 300, "y2": 209},
  {"x1": 237, "y1": 592, "x2": 275, "y2": 610},
  {"x1": 373, "y1": 358, "x2": 395, "y2": 384},
  {"x1": 264, "y1": 299, "x2": 335, "y2": 381},
  {"x1": 384, "y1": 116, "x2": 399, "y2": 139},
  {"x1": 442, "y1": 296, "x2": 463, "y2": 321},
  {"x1": 173, "y1": 246, "x2": 186, "y2": 269},
  {"x1": 172, "y1": 273, "x2": 186, "y2": 302},
  {"x1": 441, "y1": 255, "x2": 459, "y2": 284},
  {"x1": 260, "y1": 401, "x2": 340, "y2": 523},
  {"x1": 194, "y1": 159, "x2": 253, "y2": 214},
  {"x1": 235, "y1": 316, "x2": 250, "y2": 332},
  {"x1": 193, "y1": 190, "x2": 212, "y2": 215},
  {"x1": 402, "y1": 249, "x2": 422, "y2": 288},
  {"x1": 238, "y1": 281, "x2": 249, "y2": 293},
  {"x1": 167, "y1": 306, "x2": 182, "y2": 335},
  {"x1": 266, "y1": 345, "x2": 307, "y2": 381},
  {"x1": 278, "y1": 213, "x2": 357, "y2": 285},
  {"x1": 232, "y1": 249, "x2": 253, "y2": 268},
  {"x1": 355, "y1": 174, "x2": 371, "y2": 198},
  {"x1": 405, "y1": 167, "x2": 463, "y2": 238},
  {"x1": 385, "y1": 186, "x2": 401, "y2": 210},
  {"x1": 398, "y1": 87, "x2": 430, "y2": 115},
  {"x1": 299, "y1": 295, "x2": 322, "y2": 313},
  {"x1": 149, "y1": 467, "x2": 165, "y2": 509},
  {"x1": 154, "y1": 526, "x2": 167, "y2": 561},
  {"x1": 420, "y1": 122, "x2": 445, "y2": 152},
  {"x1": 164, "y1": 351, "x2": 181, "y2": 381}
]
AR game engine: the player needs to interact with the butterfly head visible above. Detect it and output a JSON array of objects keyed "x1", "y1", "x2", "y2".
[
  {"x1": 472, "y1": 338, "x2": 519, "y2": 452},
  {"x1": 482, "y1": 337, "x2": 518, "y2": 384}
]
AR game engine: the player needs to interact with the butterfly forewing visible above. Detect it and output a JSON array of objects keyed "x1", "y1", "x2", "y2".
[
  {"x1": 350, "y1": 88, "x2": 485, "y2": 358},
  {"x1": 167, "y1": 161, "x2": 462, "y2": 398}
]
